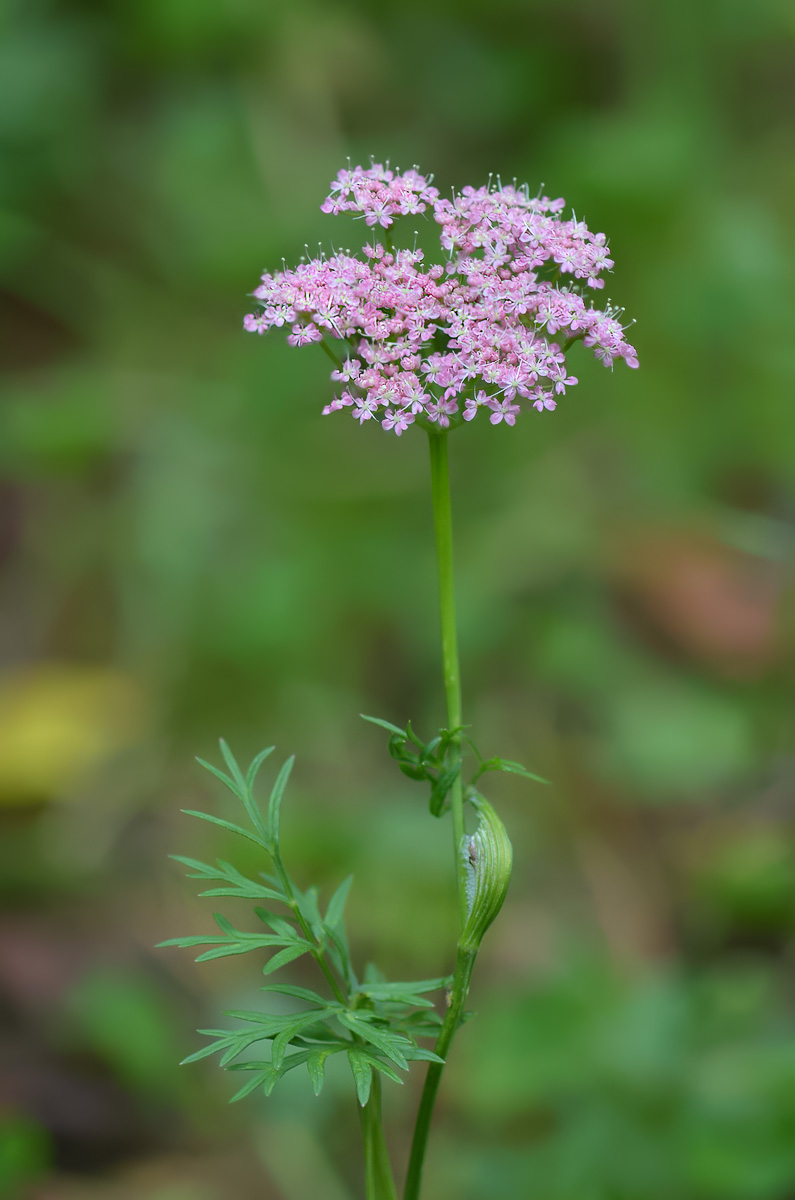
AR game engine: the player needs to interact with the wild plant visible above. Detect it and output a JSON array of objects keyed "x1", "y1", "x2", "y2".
[{"x1": 162, "y1": 162, "x2": 637, "y2": 1200}]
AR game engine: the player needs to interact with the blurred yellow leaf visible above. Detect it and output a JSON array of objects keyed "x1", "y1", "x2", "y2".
[{"x1": 0, "y1": 664, "x2": 142, "y2": 804}]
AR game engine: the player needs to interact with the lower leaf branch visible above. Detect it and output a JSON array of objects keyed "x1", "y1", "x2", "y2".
[
  {"x1": 272, "y1": 849, "x2": 348, "y2": 1006},
  {"x1": 403, "y1": 945, "x2": 477, "y2": 1200}
]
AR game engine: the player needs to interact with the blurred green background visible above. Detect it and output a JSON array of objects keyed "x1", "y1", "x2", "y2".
[{"x1": 1, "y1": 0, "x2": 794, "y2": 1197}]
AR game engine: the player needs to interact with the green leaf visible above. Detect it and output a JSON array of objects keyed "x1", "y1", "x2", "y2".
[
  {"x1": 402, "y1": 1009, "x2": 444, "y2": 1025},
  {"x1": 195, "y1": 942, "x2": 276, "y2": 963},
  {"x1": 307, "y1": 1048, "x2": 333, "y2": 1096},
  {"x1": 347, "y1": 1046, "x2": 373, "y2": 1106},
  {"x1": 429, "y1": 761, "x2": 461, "y2": 817},
  {"x1": 397, "y1": 1014, "x2": 444, "y2": 1039},
  {"x1": 180, "y1": 1034, "x2": 235, "y2": 1065},
  {"x1": 246, "y1": 745, "x2": 275, "y2": 793},
  {"x1": 325, "y1": 875, "x2": 353, "y2": 929},
  {"x1": 325, "y1": 925, "x2": 356, "y2": 990},
  {"x1": 218, "y1": 1032, "x2": 273, "y2": 1067},
  {"x1": 360, "y1": 714, "x2": 407, "y2": 737},
  {"x1": 388, "y1": 733, "x2": 410, "y2": 761},
  {"x1": 368, "y1": 990, "x2": 435, "y2": 1009},
  {"x1": 295, "y1": 885, "x2": 323, "y2": 938},
  {"x1": 167, "y1": 920, "x2": 291, "y2": 962},
  {"x1": 229, "y1": 1068, "x2": 270, "y2": 1102},
  {"x1": 195, "y1": 864, "x2": 283, "y2": 902},
  {"x1": 178, "y1": 1027, "x2": 278, "y2": 1068},
  {"x1": 365, "y1": 1055, "x2": 405, "y2": 1086},
  {"x1": 405, "y1": 720, "x2": 424, "y2": 748},
  {"x1": 254, "y1": 909, "x2": 298, "y2": 939},
  {"x1": 258, "y1": 983, "x2": 328, "y2": 1006},
  {"x1": 213, "y1": 912, "x2": 237, "y2": 936},
  {"x1": 462, "y1": 735, "x2": 483, "y2": 762},
  {"x1": 473, "y1": 756, "x2": 549, "y2": 785},
  {"x1": 228, "y1": 1050, "x2": 315, "y2": 1101},
  {"x1": 195, "y1": 758, "x2": 242, "y2": 800},
  {"x1": 187, "y1": 857, "x2": 283, "y2": 899},
  {"x1": 262, "y1": 942, "x2": 312, "y2": 975},
  {"x1": 404, "y1": 1046, "x2": 445, "y2": 1064},
  {"x1": 339, "y1": 1013, "x2": 410, "y2": 1070},
  {"x1": 170, "y1": 856, "x2": 282, "y2": 897},
  {"x1": 219, "y1": 739, "x2": 247, "y2": 795},
  {"x1": 420, "y1": 734, "x2": 443, "y2": 762},
  {"x1": 196, "y1": 744, "x2": 271, "y2": 845},
  {"x1": 169, "y1": 854, "x2": 217, "y2": 877},
  {"x1": 399, "y1": 761, "x2": 430, "y2": 782},
  {"x1": 289, "y1": 1024, "x2": 343, "y2": 1045},
  {"x1": 162, "y1": 929, "x2": 278, "y2": 954},
  {"x1": 358, "y1": 976, "x2": 450, "y2": 1000},
  {"x1": 216, "y1": 859, "x2": 265, "y2": 888},
  {"x1": 222, "y1": 1011, "x2": 291, "y2": 1030},
  {"x1": 267, "y1": 755, "x2": 295, "y2": 848},
  {"x1": 271, "y1": 1011, "x2": 338, "y2": 1070},
  {"x1": 180, "y1": 809, "x2": 268, "y2": 848},
  {"x1": 267, "y1": 1050, "x2": 313, "y2": 1091},
  {"x1": 198, "y1": 884, "x2": 284, "y2": 901},
  {"x1": 240, "y1": 783, "x2": 269, "y2": 847},
  {"x1": 157, "y1": 935, "x2": 223, "y2": 949}
]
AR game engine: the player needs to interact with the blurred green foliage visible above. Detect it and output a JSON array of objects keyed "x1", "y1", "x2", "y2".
[
  {"x1": 0, "y1": 0, "x2": 793, "y2": 1196},
  {"x1": 0, "y1": 1116, "x2": 50, "y2": 1200}
]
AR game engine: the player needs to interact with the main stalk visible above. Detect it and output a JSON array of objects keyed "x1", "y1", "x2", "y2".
[
  {"x1": 426, "y1": 430, "x2": 467, "y2": 922},
  {"x1": 403, "y1": 431, "x2": 474, "y2": 1200}
]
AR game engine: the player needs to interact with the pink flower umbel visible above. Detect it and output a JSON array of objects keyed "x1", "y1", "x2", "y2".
[{"x1": 244, "y1": 163, "x2": 638, "y2": 434}]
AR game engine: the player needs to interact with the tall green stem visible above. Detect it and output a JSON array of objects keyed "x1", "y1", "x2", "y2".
[
  {"x1": 403, "y1": 432, "x2": 475, "y2": 1200},
  {"x1": 360, "y1": 1075, "x2": 398, "y2": 1200},
  {"x1": 426, "y1": 431, "x2": 467, "y2": 922}
]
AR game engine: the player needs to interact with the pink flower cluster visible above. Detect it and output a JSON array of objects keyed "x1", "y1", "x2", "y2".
[
  {"x1": 320, "y1": 163, "x2": 440, "y2": 227},
  {"x1": 244, "y1": 164, "x2": 637, "y2": 435}
]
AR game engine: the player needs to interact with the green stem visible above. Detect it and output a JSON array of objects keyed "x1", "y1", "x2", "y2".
[
  {"x1": 427, "y1": 430, "x2": 467, "y2": 922},
  {"x1": 319, "y1": 338, "x2": 344, "y2": 370},
  {"x1": 360, "y1": 1074, "x2": 398, "y2": 1200},
  {"x1": 403, "y1": 946, "x2": 476, "y2": 1200},
  {"x1": 403, "y1": 433, "x2": 475, "y2": 1200}
]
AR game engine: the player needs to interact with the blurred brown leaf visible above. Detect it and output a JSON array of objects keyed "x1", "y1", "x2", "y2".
[{"x1": 611, "y1": 526, "x2": 786, "y2": 678}]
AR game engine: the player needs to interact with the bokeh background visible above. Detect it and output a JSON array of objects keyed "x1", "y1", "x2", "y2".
[{"x1": 1, "y1": 0, "x2": 795, "y2": 1197}]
